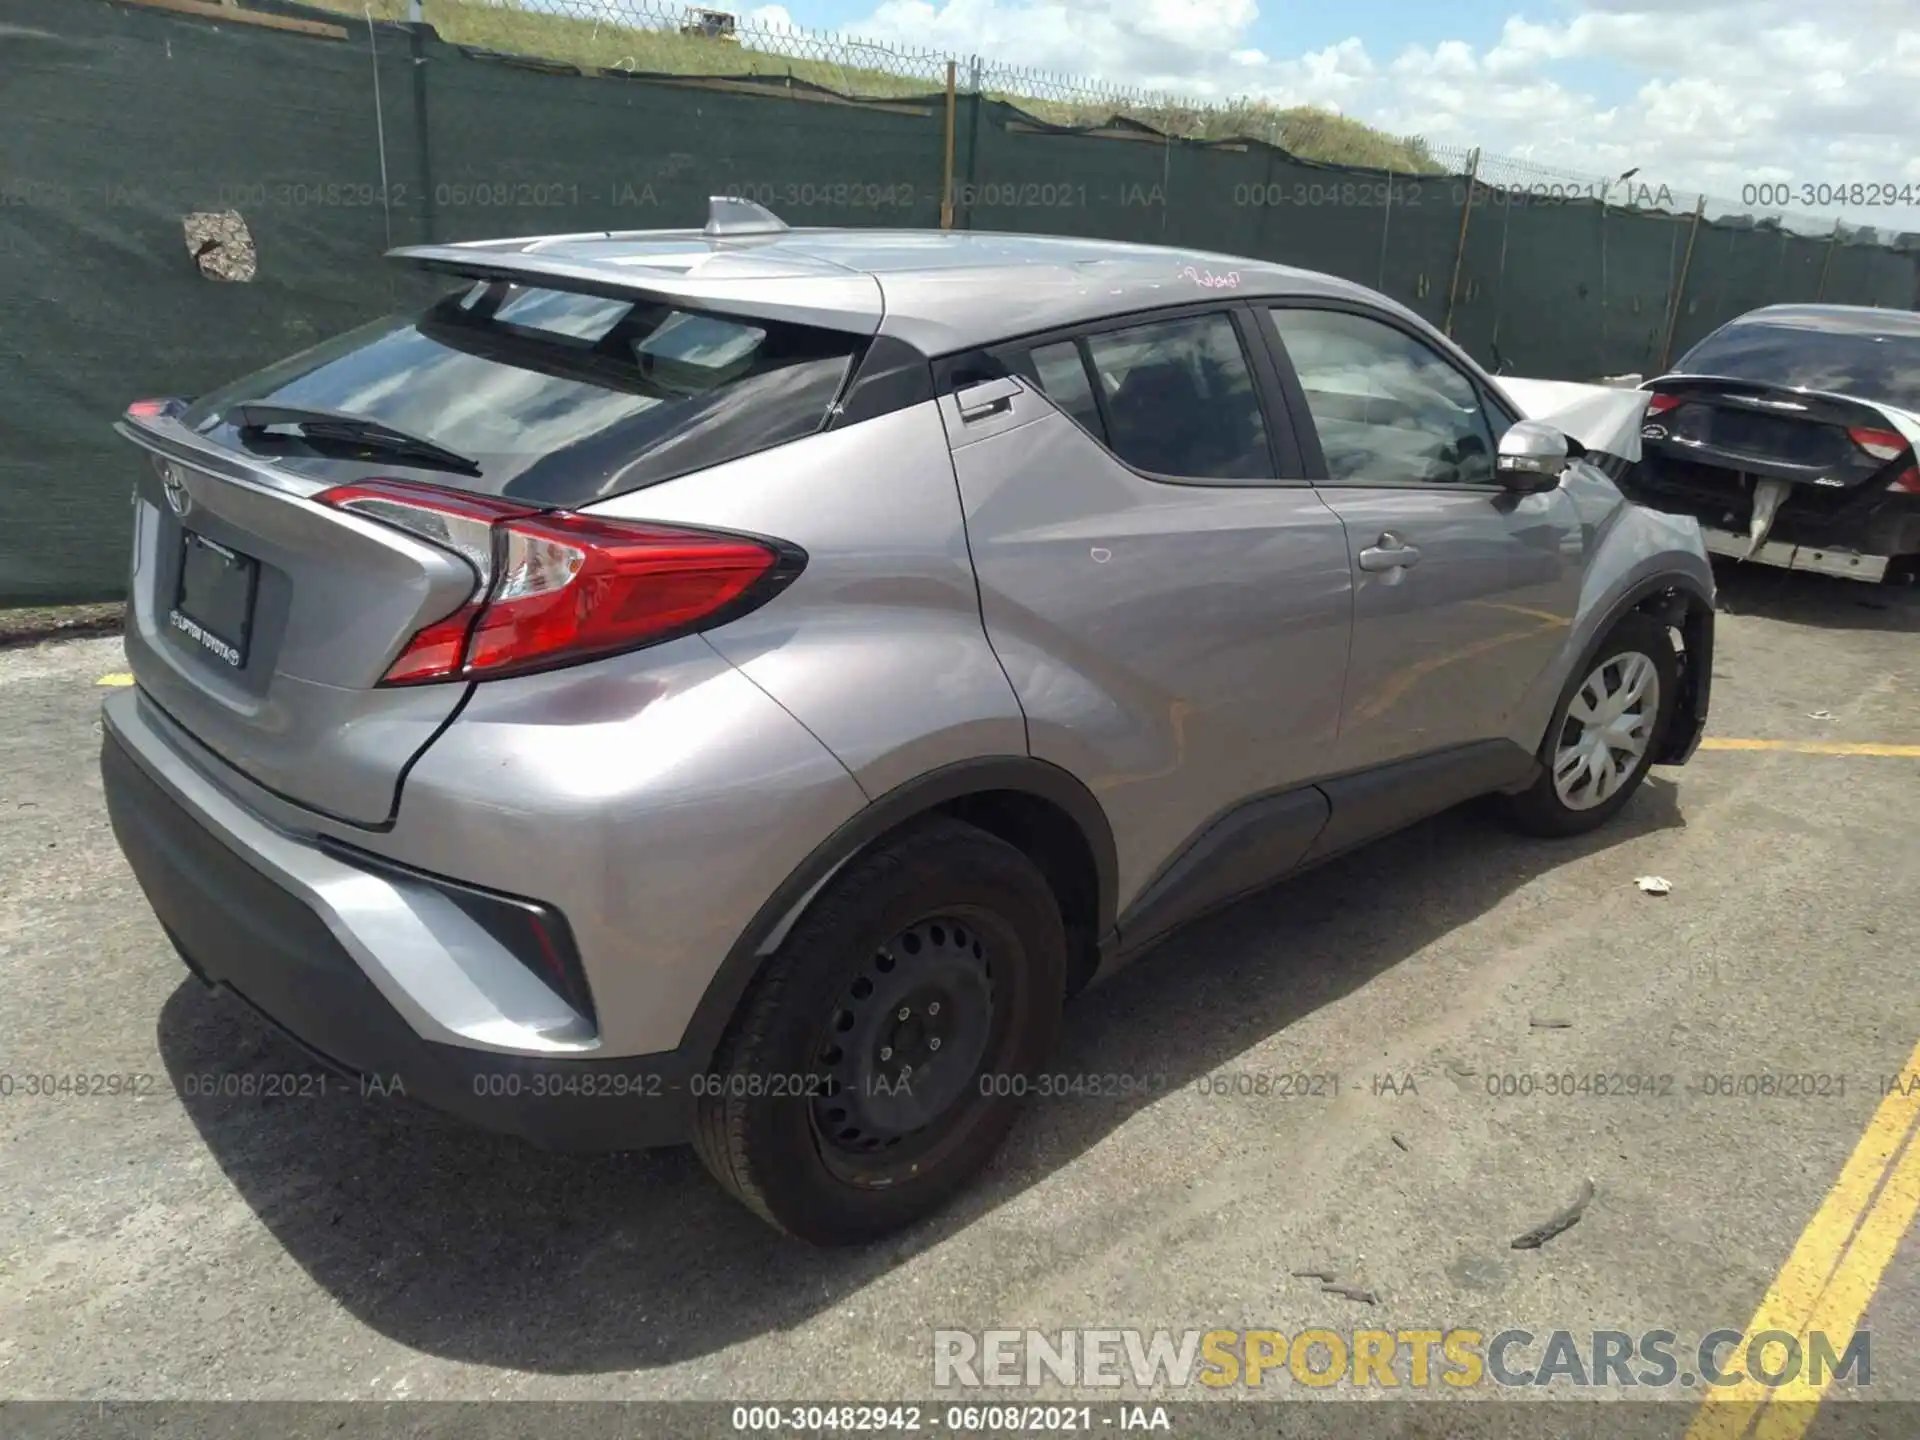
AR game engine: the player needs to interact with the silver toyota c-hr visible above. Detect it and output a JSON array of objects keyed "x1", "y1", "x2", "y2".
[{"x1": 102, "y1": 200, "x2": 1714, "y2": 1244}]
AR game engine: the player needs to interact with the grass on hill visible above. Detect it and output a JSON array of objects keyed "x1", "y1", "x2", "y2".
[{"x1": 310, "y1": 0, "x2": 1441, "y2": 173}]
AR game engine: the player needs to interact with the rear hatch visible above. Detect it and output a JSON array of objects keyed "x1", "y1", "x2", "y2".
[
  {"x1": 1641, "y1": 380, "x2": 1905, "y2": 486},
  {"x1": 120, "y1": 418, "x2": 492, "y2": 826},
  {"x1": 117, "y1": 263, "x2": 869, "y2": 825}
]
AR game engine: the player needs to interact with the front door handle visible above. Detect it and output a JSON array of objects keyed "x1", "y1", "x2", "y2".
[{"x1": 1357, "y1": 534, "x2": 1422, "y2": 572}]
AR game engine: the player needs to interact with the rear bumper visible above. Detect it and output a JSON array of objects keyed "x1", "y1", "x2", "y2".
[
  {"x1": 1627, "y1": 450, "x2": 1920, "y2": 577},
  {"x1": 1700, "y1": 527, "x2": 1890, "y2": 582},
  {"x1": 101, "y1": 711, "x2": 697, "y2": 1151}
]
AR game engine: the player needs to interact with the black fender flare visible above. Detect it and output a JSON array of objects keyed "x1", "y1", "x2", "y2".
[
  {"x1": 674, "y1": 756, "x2": 1118, "y2": 1066},
  {"x1": 1572, "y1": 570, "x2": 1715, "y2": 766}
]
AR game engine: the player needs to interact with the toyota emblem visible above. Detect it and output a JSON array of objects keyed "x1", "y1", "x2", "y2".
[{"x1": 162, "y1": 463, "x2": 192, "y2": 517}]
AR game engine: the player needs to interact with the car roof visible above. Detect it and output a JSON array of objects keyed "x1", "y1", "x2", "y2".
[
  {"x1": 1726, "y1": 303, "x2": 1920, "y2": 337},
  {"x1": 390, "y1": 225, "x2": 1397, "y2": 356}
]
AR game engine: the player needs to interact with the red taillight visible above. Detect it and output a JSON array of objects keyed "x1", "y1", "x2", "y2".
[
  {"x1": 1888, "y1": 466, "x2": 1920, "y2": 495},
  {"x1": 317, "y1": 479, "x2": 793, "y2": 684},
  {"x1": 1848, "y1": 426, "x2": 1908, "y2": 462},
  {"x1": 463, "y1": 512, "x2": 780, "y2": 677},
  {"x1": 126, "y1": 397, "x2": 170, "y2": 419},
  {"x1": 382, "y1": 606, "x2": 486, "y2": 685},
  {"x1": 1645, "y1": 393, "x2": 1682, "y2": 416}
]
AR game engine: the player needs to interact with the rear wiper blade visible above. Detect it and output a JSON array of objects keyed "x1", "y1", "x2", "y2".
[{"x1": 227, "y1": 402, "x2": 481, "y2": 476}]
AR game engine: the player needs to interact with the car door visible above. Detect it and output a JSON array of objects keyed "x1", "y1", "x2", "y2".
[
  {"x1": 1261, "y1": 303, "x2": 1585, "y2": 776},
  {"x1": 938, "y1": 304, "x2": 1354, "y2": 943}
]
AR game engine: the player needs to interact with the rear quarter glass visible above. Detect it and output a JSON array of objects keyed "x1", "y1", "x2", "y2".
[{"x1": 179, "y1": 282, "x2": 863, "y2": 508}]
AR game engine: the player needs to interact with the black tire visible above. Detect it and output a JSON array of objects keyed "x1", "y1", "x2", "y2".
[
  {"x1": 691, "y1": 816, "x2": 1067, "y2": 1244},
  {"x1": 1499, "y1": 611, "x2": 1679, "y2": 838}
]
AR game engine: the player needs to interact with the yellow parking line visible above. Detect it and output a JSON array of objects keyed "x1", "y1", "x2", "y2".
[
  {"x1": 1684, "y1": 1037, "x2": 1920, "y2": 1440},
  {"x1": 96, "y1": 673, "x2": 134, "y2": 687},
  {"x1": 1699, "y1": 738, "x2": 1920, "y2": 758}
]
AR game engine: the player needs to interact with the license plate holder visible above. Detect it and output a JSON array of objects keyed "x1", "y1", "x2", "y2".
[{"x1": 170, "y1": 531, "x2": 258, "y2": 671}]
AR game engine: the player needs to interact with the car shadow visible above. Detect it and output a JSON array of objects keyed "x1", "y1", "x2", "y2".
[
  {"x1": 1711, "y1": 558, "x2": 1920, "y2": 633},
  {"x1": 157, "y1": 779, "x2": 1685, "y2": 1375}
]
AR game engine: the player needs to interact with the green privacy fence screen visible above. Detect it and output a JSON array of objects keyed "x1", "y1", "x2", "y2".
[{"x1": 3, "y1": 0, "x2": 1916, "y2": 604}]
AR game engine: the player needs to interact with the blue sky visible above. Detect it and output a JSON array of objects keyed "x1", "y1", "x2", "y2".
[{"x1": 782, "y1": 0, "x2": 1641, "y2": 111}]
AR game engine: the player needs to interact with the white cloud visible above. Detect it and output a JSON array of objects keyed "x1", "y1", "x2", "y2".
[{"x1": 830, "y1": 0, "x2": 1920, "y2": 228}]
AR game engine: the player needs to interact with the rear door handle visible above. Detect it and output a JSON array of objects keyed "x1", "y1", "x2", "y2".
[
  {"x1": 955, "y1": 376, "x2": 1023, "y2": 420},
  {"x1": 1357, "y1": 534, "x2": 1421, "y2": 572}
]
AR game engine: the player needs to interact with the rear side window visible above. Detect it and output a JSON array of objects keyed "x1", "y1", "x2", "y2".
[
  {"x1": 1080, "y1": 314, "x2": 1271, "y2": 480},
  {"x1": 1029, "y1": 341, "x2": 1101, "y2": 434},
  {"x1": 1678, "y1": 315, "x2": 1920, "y2": 412},
  {"x1": 183, "y1": 282, "x2": 861, "y2": 505}
]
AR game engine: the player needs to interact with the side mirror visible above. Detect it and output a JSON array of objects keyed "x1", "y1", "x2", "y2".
[{"x1": 1496, "y1": 419, "x2": 1570, "y2": 490}]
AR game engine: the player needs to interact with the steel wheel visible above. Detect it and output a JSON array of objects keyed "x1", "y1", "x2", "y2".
[
  {"x1": 691, "y1": 817, "x2": 1065, "y2": 1243},
  {"x1": 1552, "y1": 650, "x2": 1661, "y2": 810},
  {"x1": 808, "y1": 913, "x2": 1001, "y2": 1184}
]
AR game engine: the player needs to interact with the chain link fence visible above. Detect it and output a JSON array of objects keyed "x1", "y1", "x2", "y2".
[
  {"x1": 349, "y1": 0, "x2": 952, "y2": 90},
  {"x1": 330, "y1": 0, "x2": 1438, "y2": 170},
  {"x1": 1426, "y1": 143, "x2": 1871, "y2": 240}
]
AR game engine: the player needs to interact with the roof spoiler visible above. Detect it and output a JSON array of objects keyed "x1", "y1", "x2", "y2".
[
  {"x1": 705, "y1": 195, "x2": 789, "y2": 237},
  {"x1": 384, "y1": 222, "x2": 882, "y2": 336}
]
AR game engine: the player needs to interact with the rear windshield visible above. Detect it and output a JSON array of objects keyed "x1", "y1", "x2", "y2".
[
  {"x1": 1678, "y1": 314, "x2": 1920, "y2": 413},
  {"x1": 181, "y1": 281, "x2": 862, "y2": 504}
]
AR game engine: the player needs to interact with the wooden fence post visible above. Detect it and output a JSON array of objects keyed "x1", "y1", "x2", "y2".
[
  {"x1": 939, "y1": 60, "x2": 957, "y2": 229},
  {"x1": 1659, "y1": 194, "x2": 1707, "y2": 373},
  {"x1": 1442, "y1": 147, "x2": 1480, "y2": 338},
  {"x1": 1815, "y1": 219, "x2": 1843, "y2": 300}
]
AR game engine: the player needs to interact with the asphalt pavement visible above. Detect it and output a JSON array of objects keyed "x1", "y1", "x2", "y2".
[{"x1": 2, "y1": 564, "x2": 1917, "y2": 1440}]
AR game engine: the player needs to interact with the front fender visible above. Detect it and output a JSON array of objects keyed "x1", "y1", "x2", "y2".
[{"x1": 1507, "y1": 478, "x2": 1716, "y2": 765}]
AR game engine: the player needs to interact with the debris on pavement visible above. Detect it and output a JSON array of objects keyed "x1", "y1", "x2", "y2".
[
  {"x1": 1529, "y1": 1015, "x2": 1573, "y2": 1029},
  {"x1": 1635, "y1": 876, "x2": 1673, "y2": 895},
  {"x1": 1511, "y1": 1179, "x2": 1596, "y2": 1250},
  {"x1": 1808, "y1": 710, "x2": 1836, "y2": 720},
  {"x1": 1322, "y1": 1285, "x2": 1377, "y2": 1305},
  {"x1": 1391, "y1": 1134, "x2": 1410, "y2": 1152},
  {"x1": 1290, "y1": 1268, "x2": 1378, "y2": 1305}
]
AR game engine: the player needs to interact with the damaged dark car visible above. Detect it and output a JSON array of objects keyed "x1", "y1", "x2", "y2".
[{"x1": 1628, "y1": 303, "x2": 1920, "y2": 583}]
